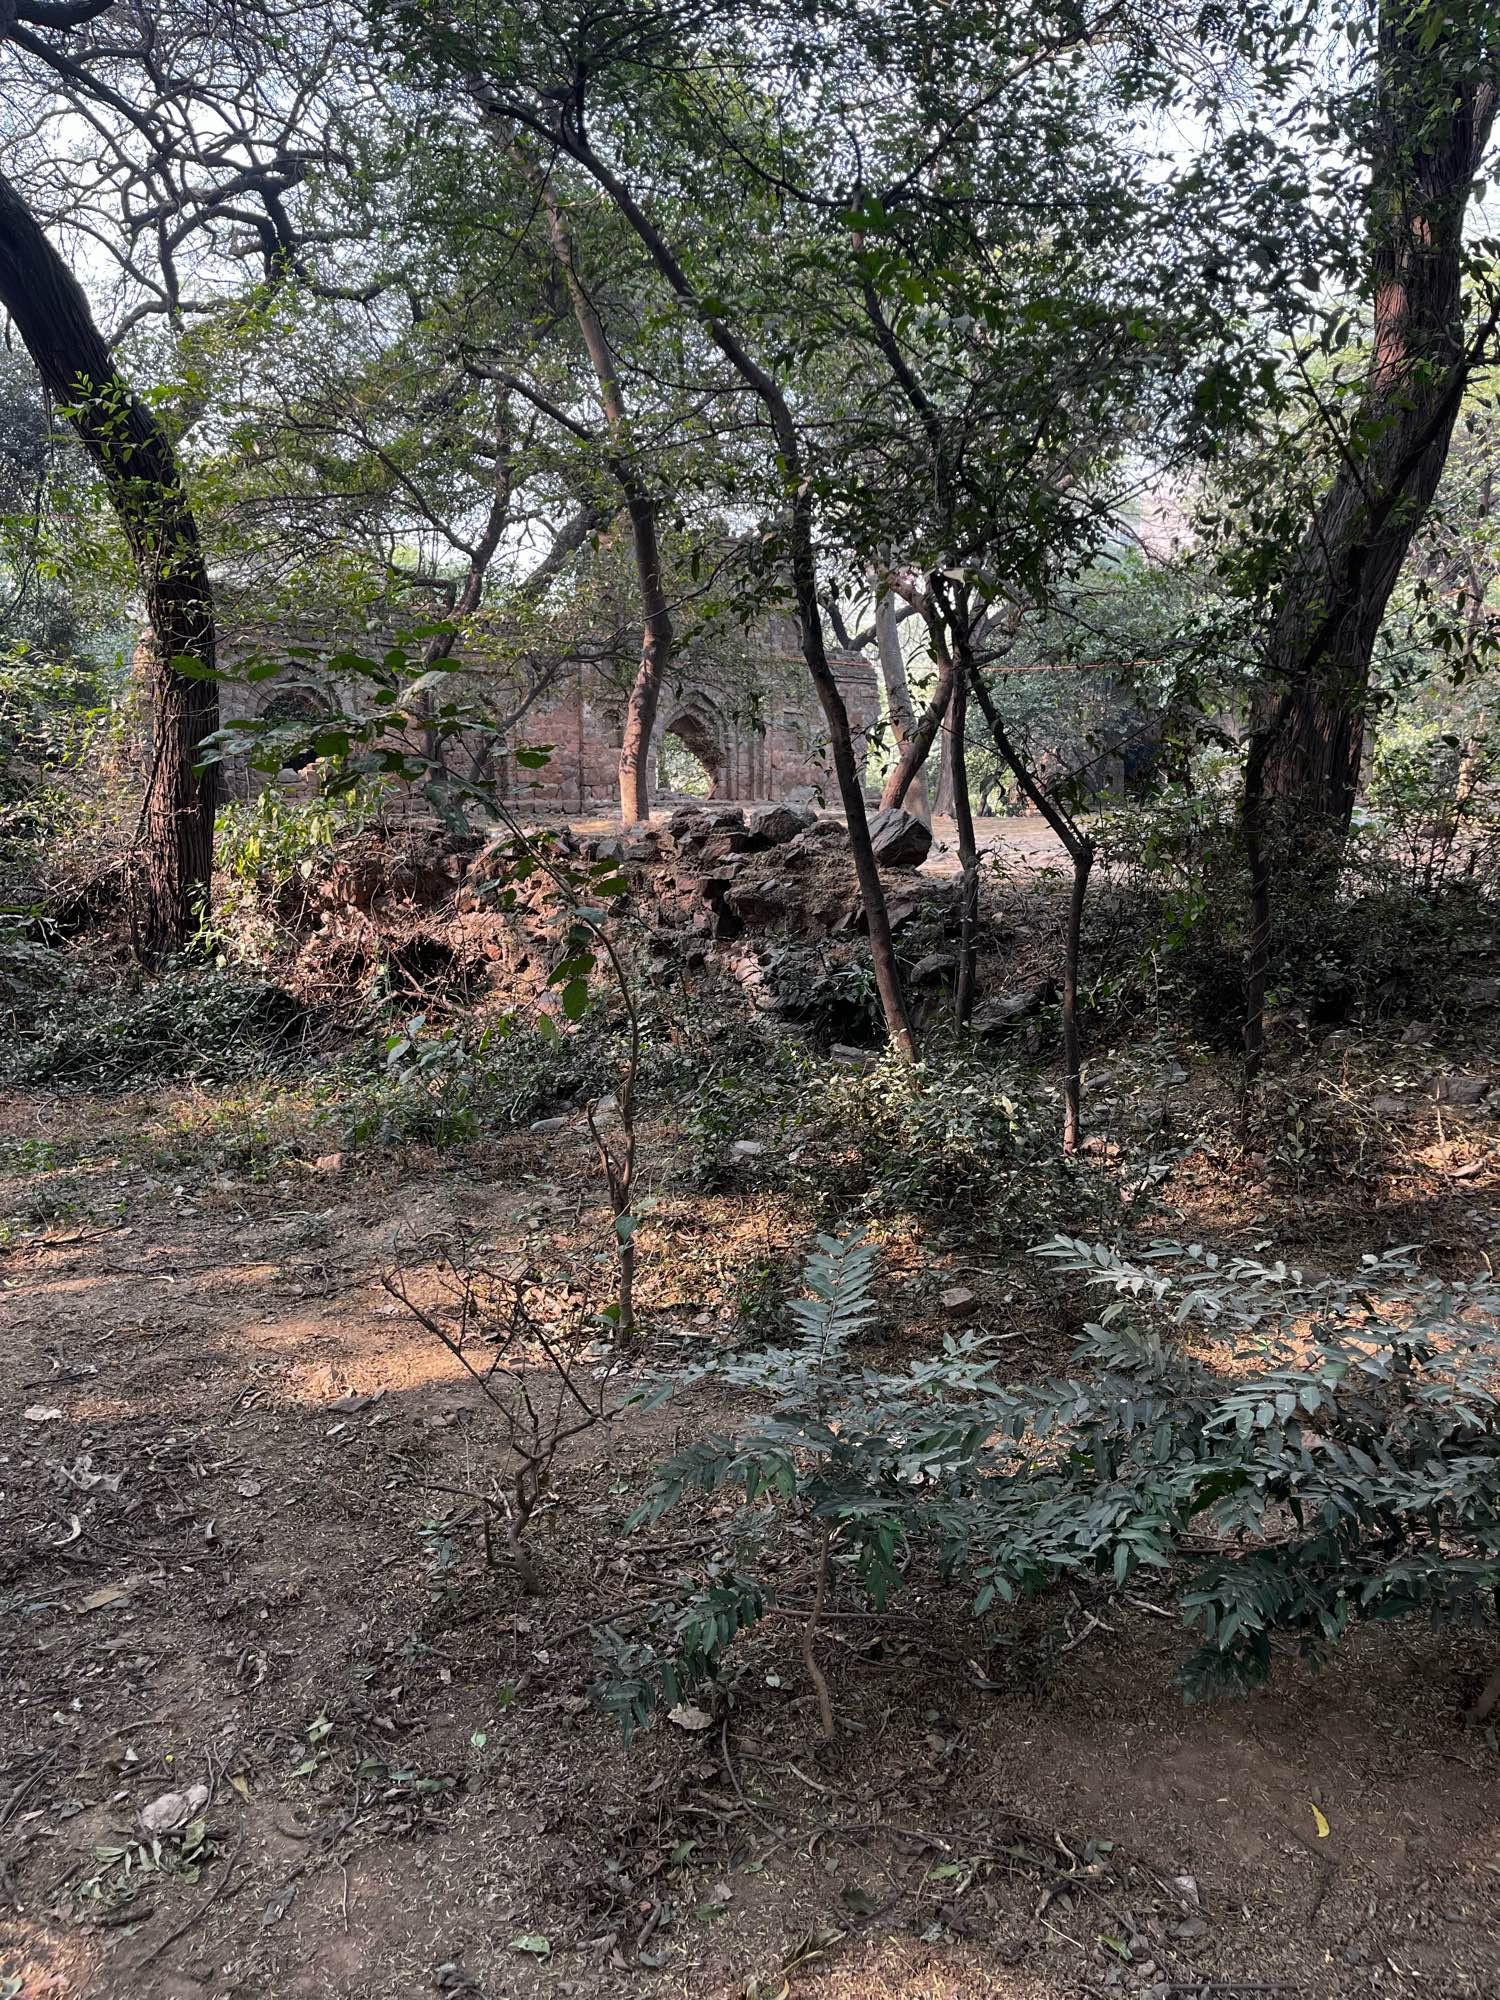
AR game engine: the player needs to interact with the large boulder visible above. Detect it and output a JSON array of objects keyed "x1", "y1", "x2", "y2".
[
  {"x1": 866, "y1": 806, "x2": 932, "y2": 869},
  {"x1": 971, "y1": 979, "x2": 1057, "y2": 1034},
  {"x1": 747, "y1": 801, "x2": 817, "y2": 847}
]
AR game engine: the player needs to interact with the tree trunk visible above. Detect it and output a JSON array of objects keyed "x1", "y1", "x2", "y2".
[
  {"x1": 933, "y1": 719, "x2": 957, "y2": 818},
  {"x1": 881, "y1": 641, "x2": 953, "y2": 814},
  {"x1": 543, "y1": 116, "x2": 916, "y2": 1056},
  {"x1": 515, "y1": 143, "x2": 673, "y2": 826},
  {"x1": 874, "y1": 590, "x2": 930, "y2": 823},
  {"x1": 1255, "y1": 8, "x2": 1498, "y2": 863},
  {"x1": 0, "y1": 168, "x2": 216, "y2": 957},
  {"x1": 616, "y1": 487, "x2": 672, "y2": 824},
  {"x1": 948, "y1": 654, "x2": 978, "y2": 1023},
  {"x1": 969, "y1": 664, "x2": 1094, "y2": 1152}
]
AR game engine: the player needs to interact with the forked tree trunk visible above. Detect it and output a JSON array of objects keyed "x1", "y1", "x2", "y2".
[
  {"x1": 874, "y1": 590, "x2": 930, "y2": 823},
  {"x1": 0, "y1": 169, "x2": 216, "y2": 956},
  {"x1": 516, "y1": 144, "x2": 673, "y2": 826},
  {"x1": 1254, "y1": 7, "x2": 1498, "y2": 864},
  {"x1": 545, "y1": 118, "x2": 916, "y2": 1056},
  {"x1": 882, "y1": 642, "x2": 954, "y2": 814}
]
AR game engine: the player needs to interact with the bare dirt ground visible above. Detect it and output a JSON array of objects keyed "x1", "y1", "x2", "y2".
[{"x1": 2, "y1": 1089, "x2": 1498, "y2": 2000}]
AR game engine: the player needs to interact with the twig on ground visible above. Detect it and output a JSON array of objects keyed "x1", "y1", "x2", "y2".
[{"x1": 130, "y1": 1834, "x2": 247, "y2": 1973}]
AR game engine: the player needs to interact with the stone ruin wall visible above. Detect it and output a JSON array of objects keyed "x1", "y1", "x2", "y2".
[{"x1": 213, "y1": 612, "x2": 881, "y2": 814}]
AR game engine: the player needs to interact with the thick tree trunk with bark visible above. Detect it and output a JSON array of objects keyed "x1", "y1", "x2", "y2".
[
  {"x1": 0, "y1": 168, "x2": 216, "y2": 956},
  {"x1": 615, "y1": 487, "x2": 672, "y2": 824},
  {"x1": 1255, "y1": 8, "x2": 1498, "y2": 862}
]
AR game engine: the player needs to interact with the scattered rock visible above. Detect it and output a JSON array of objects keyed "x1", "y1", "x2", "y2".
[
  {"x1": 701, "y1": 830, "x2": 756, "y2": 862},
  {"x1": 1367, "y1": 1095, "x2": 1414, "y2": 1118},
  {"x1": 1432, "y1": 1075, "x2": 1492, "y2": 1105},
  {"x1": 729, "y1": 1139, "x2": 766, "y2": 1160},
  {"x1": 1400, "y1": 1019, "x2": 1434, "y2": 1046},
  {"x1": 786, "y1": 818, "x2": 848, "y2": 861},
  {"x1": 971, "y1": 980, "x2": 1056, "y2": 1034},
  {"x1": 866, "y1": 806, "x2": 933, "y2": 868},
  {"x1": 940, "y1": 1287, "x2": 978, "y2": 1318},
  {"x1": 1465, "y1": 977, "x2": 1500, "y2": 1006},
  {"x1": 727, "y1": 879, "x2": 790, "y2": 925},
  {"x1": 830, "y1": 1043, "x2": 878, "y2": 1068},
  {"x1": 140, "y1": 1782, "x2": 210, "y2": 1836},
  {"x1": 747, "y1": 801, "x2": 816, "y2": 846},
  {"x1": 529, "y1": 1116, "x2": 569, "y2": 1134},
  {"x1": 327, "y1": 1388, "x2": 385, "y2": 1414},
  {"x1": 910, "y1": 952, "x2": 956, "y2": 985},
  {"x1": 23, "y1": 1405, "x2": 63, "y2": 1423},
  {"x1": 668, "y1": 804, "x2": 746, "y2": 850}
]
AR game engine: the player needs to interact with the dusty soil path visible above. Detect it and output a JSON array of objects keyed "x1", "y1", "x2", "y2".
[{"x1": 1, "y1": 1099, "x2": 1497, "y2": 2000}]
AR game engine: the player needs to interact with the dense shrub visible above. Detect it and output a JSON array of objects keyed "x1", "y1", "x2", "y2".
[
  {"x1": 4, "y1": 968, "x2": 313, "y2": 1088},
  {"x1": 330, "y1": 1011, "x2": 623, "y2": 1148},
  {"x1": 1091, "y1": 776, "x2": 1500, "y2": 1041},
  {"x1": 598, "y1": 1230, "x2": 1500, "y2": 1735}
]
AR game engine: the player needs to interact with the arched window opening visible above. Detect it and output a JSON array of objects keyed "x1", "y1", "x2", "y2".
[{"x1": 658, "y1": 708, "x2": 723, "y2": 798}]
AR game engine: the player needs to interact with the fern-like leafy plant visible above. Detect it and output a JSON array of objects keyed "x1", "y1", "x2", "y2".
[
  {"x1": 594, "y1": 1231, "x2": 1500, "y2": 1738},
  {"x1": 596, "y1": 1227, "x2": 1007, "y2": 1737},
  {"x1": 1026, "y1": 1238, "x2": 1500, "y2": 1694}
]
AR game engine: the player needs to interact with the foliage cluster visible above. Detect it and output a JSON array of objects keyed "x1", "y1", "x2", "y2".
[
  {"x1": 3, "y1": 967, "x2": 313, "y2": 1090},
  {"x1": 1090, "y1": 749, "x2": 1500, "y2": 1045},
  {"x1": 597, "y1": 1228, "x2": 1500, "y2": 1736}
]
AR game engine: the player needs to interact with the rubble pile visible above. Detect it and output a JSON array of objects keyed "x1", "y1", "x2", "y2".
[{"x1": 287, "y1": 805, "x2": 997, "y2": 1038}]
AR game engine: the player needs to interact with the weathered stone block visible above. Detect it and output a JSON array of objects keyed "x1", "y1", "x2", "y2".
[{"x1": 866, "y1": 807, "x2": 932, "y2": 868}]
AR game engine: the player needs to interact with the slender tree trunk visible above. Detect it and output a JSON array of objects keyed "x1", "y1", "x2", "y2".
[
  {"x1": 540, "y1": 114, "x2": 915, "y2": 1055},
  {"x1": 969, "y1": 665, "x2": 1094, "y2": 1151},
  {"x1": 874, "y1": 590, "x2": 930, "y2": 823},
  {"x1": 0, "y1": 169, "x2": 216, "y2": 956},
  {"x1": 513, "y1": 142, "x2": 673, "y2": 826},
  {"x1": 1255, "y1": 10, "x2": 1498, "y2": 865},
  {"x1": 1241, "y1": 714, "x2": 1274, "y2": 1091},
  {"x1": 881, "y1": 644, "x2": 953, "y2": 813},
  {"x1": 937, "y1": 621, "x2": 979, "y2": 1022},
  {"x1": 933, "y1": 719, "x2": 957, "y2": 818},
  {"x1": 1059, "y1": 833, "x2": 1093, "y2": 1154}
]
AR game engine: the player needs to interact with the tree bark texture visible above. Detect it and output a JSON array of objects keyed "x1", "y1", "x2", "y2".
[
  {"x1": 0, "y1": 168, "x2": 217, "y2": 956},
  {"x1": 1254, "y1": 7, "x2": 1498, "y2": 861},
  {"x1": 880, "y1": 641, "x2": 953, "y2": 813}
]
